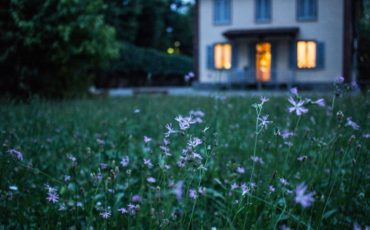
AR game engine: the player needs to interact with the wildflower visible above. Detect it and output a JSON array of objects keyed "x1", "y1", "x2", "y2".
[
  {"x1": 335, "y1": 75, "x2": 344, "y2": 83},
  {"x1": 165, "y1": 123, "x2": 176, "y2": 137},
  {"x1": 100, "y1": 210, "x2": 111, "y2": 219},
  {"x1": 133, "y1": 108, "x2": 141, "y2": 113},
  {"x1": 269, "y1": 185, "x2": 276, "y2": 193},
  {"x1": 143, "y1": 159, "x2": 153, "y2": 168},
  {"x1": 67, "y1": 155, "x2": 76, "y2": 163},
  {"x1": 147, "y1": 177, "x2": 156, "y2": 183},
  {"x1": 100, "y1": 163, "x2": 108, "y2": 169},
  {"x1": 163, "y1": 138, "x2": 170, "y2": 146},
  {"x1": 7, "y1": 149, "x2": 23, "y2": 161},
  {"x1": 312, "y1": 98, "x2": 325, "y2": 107},
  {"x1": 258, "y1": 115, "x2": 272, "y2": 129},
  {"x1": 132, "y1": 195, "x2": 142, "y2": 203},
  {"x1": 351, "y1": 80, "x2": 358, "y2": 89},
  {"x1": 190, "y1": 110, "x2": 205, "y2": 117},
  {"x1": 260, "y1": 96, "x2": 269, "y2": 104},
  {"x1": 187, "y1": 137, "x2": 202, "y2": 148},
  {"x1": 290, "y1": 87, "x2": 298, "y2": 96},
  {"x1": 144, "y1": 136, "x2": 152, "y2": 143},
  {"x1": 96, "y1": 138, "x2": 105, "y2": 145},
  {"x1": 288, "y1": 97, "x2": 308, "y2": 116},
  {"x1": 297, "y1": 156, "x2": 307, "y2": 162},
  {"x1": 76, "y1": 202, "x2": 83, "y2": 207},
  {"x1": 58, "y1": 204, "x2": 66, "y2": 211},
  {"x1": 96, "y1": 172, "x2": 103, "y2": 181},
  {"x1": 241, "y1": 183, "x2": 250, "y2": 196},
  {"x1": 173, "y1": 180, "x2": 184, "y2": 201},
  {"x1": 236, "y1": 167, "x2": 245, "y2": 174},
  {"x1": 46, "y1": 191, "x2": 59, "y2": 203},
  {"x1": 198, "y1": 187, "x2": 206, "y2": 195},
  {"x1": 280, "y1": 224, "x2": 293, "y2": 230},
  {"x1": 250, "y1": 156, "x2": 264, "y2": 164},
  {"x1": 363, "y1": 133, "x2": 370, "y2": 139},
  {"x1": 294, "y1": 183, "x2": 315, "y2": 208},
  {"x1": 9, "y1": 185, "x2": 18, "y2": 191},
  {"x1": 279, "y1": 178, "x2": 289, "y2": 186},
  {"x1": 281, "y1": 130, "x2": 294, "y2": 139},
  {"x1": 346, "y1": 117, "x2": 360, "y2": 130},
  {"x1": 189, "y1": 189, "x2": 198, "y2": 199},
  {"x1": 231, "y1": 183, "x2": 239, "y2": 190},
  {"x1": 175, "y1": 115, "x2": 194, "y2": 130},
  {"x1": 120, "y1": 156, "x2": 129, "y2": 167},
  {"x1": 160, "y1": 146, "x2": 171, "y2": 156},
  {"x1": 118, "y1": 207, "x2": 128, "y2": 214},
  {"x1": 64, "y1": 175, "x2": 71, "y2": 182}
]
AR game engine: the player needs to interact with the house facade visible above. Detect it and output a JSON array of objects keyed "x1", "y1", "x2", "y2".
[{"x1": 194, "y1": 0, "x2": 354, "y2": 87}]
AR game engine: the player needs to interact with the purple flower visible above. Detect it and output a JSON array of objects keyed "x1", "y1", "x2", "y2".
[
  {"x1": 297, "y1": 156, "x2": 307, "y2": 162},
  {"x1": 120, "y1": 156, "x2": 129, "y2": 167},
  {"x1": 100, "y1": 210, "x2": 111, "y2": 219},
  {"x1": 281, "y1": 130, "x2": 294, "y2": 139},
  {"x1": 118, "y1": 207, "x2": 128, "y2": 214},
  {"x1": 198, "y1": 186, "x2": 206, "y2": 195},
  {"x1": 279, "y1": 178, "x2": 289, "y2": 186},
  {"x1": 250, "y1": 156, "x2": 264, "y2": 164},
  {"x1": 288, "y1": 97, "x2": 308, "y2": 116},
  {"x1": 351, "y1": 80, "x2": 358, "y2": 89},
  {"x1": 133, "y1": 108, "x2": 140, "y2": 113},
  {"x1": 64, "y1": 175, "x2": 71, "y2": 182},
  {"x1": 241, "y1": 183, "x2": 250, "y2": 196},
  {"x1": 312, "y1": 98, "x2": 325, "y2": 107},
  {"x1": 189, "y1": 189, "x2": 198, "y2": 199},
  {"x1": 294, "y1": 183, "x2": 315, "y2": 208},
  {"x1": 280, "y1": 224, "x2": 293, "y2": 230},
  {"x1": 165, "y1": 123, "x2": 176, "y2": 137},
  {"x1": 173, "y1": 180, "x2": 184, "y2": 201},
  {"x1": 269, "y1": 185, "x2": 276, "y2": 193},
  {"x1": 260, "y1": 96, "x2": 269, "y2": 104},
  {"x1": 290, "y1": 87, "x2": 298, "y2": 96},
  {"x1": 236, "y1": 167, "x2": 245, "y2": 174},
  {"x1": 346, "y1": 117, "x2": 360, "y2": 130},
  {"x1": 47, "y1": 191, "x2": 59, "y2": 203},
  {"x1": 147, "y1": 177, "x2": 156, "y2": 183},
  {"x1": 258, "y1": 115, "x2": 272, "y2": 129},
  {"x1": 143, "y1": 158, "x2": 153, "y2": 168},
  {"x1": 132, "y1": 194, "x2": 142, "y2": 203},
  {"x1": 335, "y1": 75, "x2": 345, "y2": 83},
  {"x1": 7, "y1": 149, "x2": 24, "y2": 161},
  {"x1": 100, "y1": 163, "x2": 108, "y2": 169},
  {"x1": 187, "y1": 137, "x2": 202, "y2": 148},
  {"x1": 231, "y1": 183, "x2": 239, "y2": 190},
  {"x1": 144, "y1": 136, "x2": 152, "y2": 143},
  {"x1": 363, "y1": 133, "x2": 370, "y2": 139},
  {"x1": 175, "y1": 115, "x2": 195, "y2": 130}
]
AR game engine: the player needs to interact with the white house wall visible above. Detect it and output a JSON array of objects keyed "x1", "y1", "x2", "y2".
[{"x1": 199, "y1": 0, "x2": 344, "y2": 84}]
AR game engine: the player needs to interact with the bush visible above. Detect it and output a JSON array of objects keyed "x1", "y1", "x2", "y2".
[
  {"x1": 0, "y1": 0, "x2": 119, "y2": 98},
  {"x1": 97, "y1": 44, "x2": 193, "y2": 87}
]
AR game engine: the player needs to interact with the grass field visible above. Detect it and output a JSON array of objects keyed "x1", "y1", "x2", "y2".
[{"x1": 0, "y1": 91, "x2": 369, "y2": 229}]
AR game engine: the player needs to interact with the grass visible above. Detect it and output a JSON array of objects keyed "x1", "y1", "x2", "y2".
[{"x1": 0, "y1": 92, "x2": 369, "y2": 229}]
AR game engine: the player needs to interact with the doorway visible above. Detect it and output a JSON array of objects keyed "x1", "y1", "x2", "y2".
[{"x1": 256, "y1": 42, "x2": 272, "y2": 82}]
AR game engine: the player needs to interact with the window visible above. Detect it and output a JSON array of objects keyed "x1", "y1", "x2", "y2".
[
  {"x1": 256, "y1": 0, "x2": 271, "y2": 22},
  {"x1": 214, "y1": 0, "x2": 231, "y2": 25},
  {"x1": 214, "y1": 43, "x2": 232, "y2": 69},
  {"x1": 297, "y1": 41, "x2": 316, "y2": 69},
  {"x1": 297, "y1": 0, "x2": 317, "y2": 21}
]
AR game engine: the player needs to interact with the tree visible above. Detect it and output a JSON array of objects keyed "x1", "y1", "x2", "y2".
[{"x1": 0, "y1": 0, "x2": 119, "y2": 98}]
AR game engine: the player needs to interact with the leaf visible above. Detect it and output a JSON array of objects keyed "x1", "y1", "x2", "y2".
[{"x1": 323, "y1": 209, "x2": 337, "y2": 219}]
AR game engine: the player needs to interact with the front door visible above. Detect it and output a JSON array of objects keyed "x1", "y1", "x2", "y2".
[{"x1": 256, "y1": 42, "x2": 272, "y2": 82}]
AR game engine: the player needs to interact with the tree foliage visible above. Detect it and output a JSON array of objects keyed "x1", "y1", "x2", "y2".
[{"x1": 0, "y1": 0, "x2": 119, "y2": 98}]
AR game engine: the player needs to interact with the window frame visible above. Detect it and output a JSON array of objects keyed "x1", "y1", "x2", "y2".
[
  {"x1": 296, "y1": 0, "x2": 318, "y2": 22},
  {"x1": 255, "y1": 0, "x2": 272, "y2": 23},
  {"x1": 296, "y1": 40, "x2": 318, "y2": 70},
  {"x1": 213, "y1": 0, "x2": 232, "y2": 26},
  {"x1": 213, "y1": 42, "x2": 233, "y2": 70}
]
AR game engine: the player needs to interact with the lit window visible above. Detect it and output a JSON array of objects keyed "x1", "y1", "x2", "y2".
[
  {"x1": 214, "y1": 43, "x2": 232, "y2": 69},
  {"x1": 297, "y1": 41, "x2": 316, "y2": 69}
]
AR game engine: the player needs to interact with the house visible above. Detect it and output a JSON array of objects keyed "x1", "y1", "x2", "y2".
[{"x1": 193, "y1": 0, "x2": 355, "y2": 88}]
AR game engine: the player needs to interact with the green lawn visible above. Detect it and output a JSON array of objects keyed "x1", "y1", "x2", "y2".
[{"x1": 0, "y1": 94, "x2": 369, "y2": 229}]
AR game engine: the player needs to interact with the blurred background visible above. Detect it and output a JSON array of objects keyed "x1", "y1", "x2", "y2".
[{"x1": 0, "y1": 0, "x2": 369, "y2": 98}]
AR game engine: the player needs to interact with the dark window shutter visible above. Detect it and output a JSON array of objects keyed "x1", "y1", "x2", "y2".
[
  {"x1": 214, "y1": 0, "x2": 220, "y2": 23},
  {"x1": 316, "y1": 42, "x2": 325, "y2": 69},
  {"x1": 207, "y1": 45, "x2": 215, "y2": 70},
  {"x1": 248, "y1": 42, "x2": 256, "y2": 70},
  {"x1": 225, "y1": 0, "x2": 231, "y2": 23},
  {"x1": 289, "y1": 41, "x2": 297, "y2": 69},
  {"x1": 232, "y1": 42, "x2": 238, "y2": 69}
]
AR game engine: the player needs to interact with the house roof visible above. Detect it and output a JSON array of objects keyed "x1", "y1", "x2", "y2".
[{"x1": 223, "y1": 27, "x2": 300, "y2": 39}]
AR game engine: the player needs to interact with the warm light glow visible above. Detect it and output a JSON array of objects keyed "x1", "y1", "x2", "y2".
[
  {"x1": 256, "y1": 42, "x2": 271, "y2": 82},
  {"x1": 167, "y1": 47, "x2": 174, "y2": 54},
  {"x1": 214, "y1": 43, "x2": 232, "y2": 69},
  {"x1": 297, "y1": 41, "x2": 316, "y2": 68}
]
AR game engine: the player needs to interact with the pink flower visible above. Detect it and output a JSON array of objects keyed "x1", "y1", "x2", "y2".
[
  {"x1": 258, "y1": 115, "x2": 272, "y2": 129},
  {"x1": 288, "y1": 97, "x2": 308, "y2": 116},
  {"x1": 187, "y1": 137, "x2": 202, "y2": 148},
  {"x1": 189, "y1": 189, "x2": 198, "y2": 199},
  {"x1": 241, "y1": 183, "x2": 250, "y2": 196},
  {"x1": 143, "y1": 158, "x2": 153, "y2": 168},
  {"x1": 236, "y1": 167, "x2": 245, "y2": 174},
  {"x1": 295, "y1": 183, "x2": 315, "y2": 208},
  {"x1": 260, "y1": 96, "x2": 269, "y2": 104},
  {"x1": 118, "y1": 207, "x2": 128, "y2": 214},
  {"x1": 7, "y1": 149, "x2": 24, "y2": 161},
  {"x1": 147, "y1": 177, "x2": 156, "y2": 183},
  {"x1": 279, "y1": 178, "x2": 289, "y2": 186}
]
